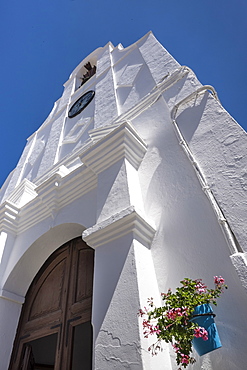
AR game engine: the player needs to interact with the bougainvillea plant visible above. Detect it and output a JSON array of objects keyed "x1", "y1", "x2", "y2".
[{"x1": 138, "y1": 277, "x2": 227, "y2": 369}]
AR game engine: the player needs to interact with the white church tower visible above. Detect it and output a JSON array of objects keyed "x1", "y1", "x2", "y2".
[{"x1": 0, "y1": 32, "x2": 247, "y2": 369}]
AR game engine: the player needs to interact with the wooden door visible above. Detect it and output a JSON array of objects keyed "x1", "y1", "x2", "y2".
[
  {"x1": 9, "y1": 237, "x2": 94, "y2": 370},
  {"x1": 20, "y1": 345, "x2": 34, "y2": 370}
]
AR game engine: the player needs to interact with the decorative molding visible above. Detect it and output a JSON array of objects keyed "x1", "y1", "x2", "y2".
[
  {"x1": 0, "y1": 121, "x2": 147, "y2": 234},
  {"x1": 0, "y1": 164, "x2": 96, "y2": 235},
  {"x1": 83, "y1": 206, "x2": 155, "y2": 249},
  {"x1": 7, "y1": 179, "x2": 37, "y2": 208},
  {"x1": 62, "y1": 117, "x2": 93, "y2": 144},
  {"x1": 17, "y1": 165, "x2": 97, "y2": 234},
  {"x1": 0, "y1": 201, "x2": 19, "y2": 234},
  {"x1": 88, "y1": 123, "x2": 120, "y2": 143},
  {"x1": 1, "y1": 121, "x2": 148, "y2": 236},
  {"x1": 81, "y1": 121, "x2": 147, "y2": 174}
]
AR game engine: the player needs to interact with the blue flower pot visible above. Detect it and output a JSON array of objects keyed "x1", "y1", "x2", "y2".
[{"x1": 190, "y1": 304, "x2": 222, "y2": 356}]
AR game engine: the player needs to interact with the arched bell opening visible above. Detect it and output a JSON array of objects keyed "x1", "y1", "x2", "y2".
[{"x1": 8, "y1": 236, "x2": 94, "y2": 370}]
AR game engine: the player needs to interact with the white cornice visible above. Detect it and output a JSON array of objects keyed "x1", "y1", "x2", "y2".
[
  {"x1": 0, "y1": 164, "x2": 97, "y2": 235},
  {"x1": 7, "y1": 179, "x2": 37, "y2": 208},
  {"x1": 88, "y1": 123, "x2": 120, "y2": 142},
  {"x1": 16, "y1": 165, "x2": 97, "y2": 234},
  {"x1": 1, "y1": 122, "x2": 147, "y2": 235},
  {"x1": 0, "y1": 201, "x2": 19, "y2": 234},
  {"x1": 83, "y1": 206, "x2": 155, "y2": 249},
  {"x1": 81, "y1": 121, "x2": 147, "y2": 174}
]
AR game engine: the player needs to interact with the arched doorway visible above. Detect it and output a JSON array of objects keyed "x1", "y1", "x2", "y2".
[{"x1": 9, "y1": 237, "x2": 94, "y2": 370}]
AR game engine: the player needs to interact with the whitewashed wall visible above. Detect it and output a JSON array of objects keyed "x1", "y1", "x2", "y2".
[{"x1": 0, "y1": 32, "x2": 246, "y2": 370}]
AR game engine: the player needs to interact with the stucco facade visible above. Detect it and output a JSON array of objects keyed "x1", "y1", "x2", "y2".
[{"x1": 0, "y1": 32, "x2": 247, "y2": 369}]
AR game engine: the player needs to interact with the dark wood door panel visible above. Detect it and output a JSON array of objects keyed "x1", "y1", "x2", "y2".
[
  {"x1": 68, "y1": 243, "x2": 94, "y2": 319},
  {"x1": 9, "y1": 237, "x2": 94, "y2": 370},
  {"x1": 24, "y1": 311, "x2": 62, "y2": 334},
  {"x1": 74, "y1": 248, "x2": 94, "y2": 302},
  {"x1": 29, "y1": 259, "x2": 67, "y2": 321}
]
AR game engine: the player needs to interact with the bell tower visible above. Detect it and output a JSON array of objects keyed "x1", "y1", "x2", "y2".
[{"x1": 0, "y1": 32, "x2": 247, "y2": 369}]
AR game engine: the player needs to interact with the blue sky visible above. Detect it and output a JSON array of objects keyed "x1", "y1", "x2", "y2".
[{"x1": 1, "y1": 0, "x2": 247, "y2": 187}]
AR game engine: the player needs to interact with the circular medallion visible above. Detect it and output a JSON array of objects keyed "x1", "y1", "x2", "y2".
[{"x1": 68, "y1": 90, "x2": 95, "y2": 118}]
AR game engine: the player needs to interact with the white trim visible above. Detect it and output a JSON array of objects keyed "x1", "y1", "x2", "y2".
[
  {"x1": 81, "y1": 121, "x2": 147, "y2": 173},
  {"x1": 83, "y1": 206, "x2": 155, "y2": 248}
]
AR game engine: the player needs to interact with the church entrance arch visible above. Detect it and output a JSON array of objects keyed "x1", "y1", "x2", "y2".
[{"x1": 9, "y1": 237, "x2": 94, "y2": 370}]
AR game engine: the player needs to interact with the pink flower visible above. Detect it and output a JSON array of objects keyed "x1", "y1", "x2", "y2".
[
  {"x1": 181, "y1": 354, "x2": 190, "y2": 364},
  {"x1": 154, "y1": 325, "x2": 161, "y2": 335},
  {"x1": 194, "y1": 327, "x2": 208, "y2": 341},
  {"x1": 143, "y1": 320, "x2": 161, "y2": 337},
  {"x1": 181, "y1": 279, "x2": 190, "y2": 286},
  {"x1": 195, "y1": 279, "x2": 207, "y2": 293},
  {"x1": 166, "y1": 307, "x2": 188, "y2": 320},
  {"x1": 138, "y1": 306, "x2": 149, "y2": 317},
  {"x1": 214, "y1": 276, "x2": 225, "y2": 285},
  {"x1": 172, "y1": 343, "x2": 181, "y2": 353},
  {"x1": 143, "y1": 319, "x2": 151, "y2": 328},
  {"x1": 138, "y1": 309, "x2": 145, "y2": 317}
]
